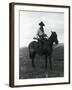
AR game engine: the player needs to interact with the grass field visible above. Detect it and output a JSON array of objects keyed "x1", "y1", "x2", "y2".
[{"x1": 19, "y1": 43, "x2": 64, "y2": 79}]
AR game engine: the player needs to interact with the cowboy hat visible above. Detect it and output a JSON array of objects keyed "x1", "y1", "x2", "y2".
[{"x1": 39, "y1": 21, "x2": 45, "y2": 26}]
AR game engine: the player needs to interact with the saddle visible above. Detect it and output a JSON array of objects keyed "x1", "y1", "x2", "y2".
[{"x1": 33, "y1": 36, "x2": 48, "y2": 50}]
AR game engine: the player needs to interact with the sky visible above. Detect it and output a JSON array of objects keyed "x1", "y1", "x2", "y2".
[{"x1": 20, "y1": 10, "x2": 64, "y2": 48}]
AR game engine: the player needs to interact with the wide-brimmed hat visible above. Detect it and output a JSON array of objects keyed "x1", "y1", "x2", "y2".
[{"x1": 39, "y1": 21, "x2": 45, "y2": 26}]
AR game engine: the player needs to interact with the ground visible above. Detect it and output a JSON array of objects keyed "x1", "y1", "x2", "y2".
[{"x1": 19, "y1": 43, "x2": 64, "y2": 79}]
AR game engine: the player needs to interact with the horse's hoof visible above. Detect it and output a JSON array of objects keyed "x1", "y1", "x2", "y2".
[{"x1": 45, "y1": 73, "x2": 48, "y2": 78}]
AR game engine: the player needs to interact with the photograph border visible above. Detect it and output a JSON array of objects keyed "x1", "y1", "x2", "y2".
[{"x1": 9, "y1": 2, "x2": 70, "y2": 87}]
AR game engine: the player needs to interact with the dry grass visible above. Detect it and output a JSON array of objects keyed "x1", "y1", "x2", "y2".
[{"x1": 19, "y1": 44, "x2": 64, "y2": 79}]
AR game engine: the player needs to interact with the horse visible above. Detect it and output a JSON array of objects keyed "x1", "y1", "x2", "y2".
[{"x1": 28, "y1": 31, "x2": 58, "y2": 70}]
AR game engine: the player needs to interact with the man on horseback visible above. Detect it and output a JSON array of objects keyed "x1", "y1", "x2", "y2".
[
  {"x1": 34, "y1": 21, "x2": 48, "y2": 49},
  {"x1": 37, "y1": 21, "x2": 45, "y2": 39}
]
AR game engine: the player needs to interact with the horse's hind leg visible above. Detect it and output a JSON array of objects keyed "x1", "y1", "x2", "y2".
[
  {"x1": 45, "y1": 55, "x2": 47, "y2": 70},
  {"x1": 32, "y1": 58, "x2": 34, "y2": 68},
  {"x1": 32, "y1": 53, "x2": 35, "y2": 68}
]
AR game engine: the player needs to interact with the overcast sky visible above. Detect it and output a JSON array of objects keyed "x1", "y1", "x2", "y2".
[{"x1": 20, "y1": 10, "x2": 64, "y2": 48}]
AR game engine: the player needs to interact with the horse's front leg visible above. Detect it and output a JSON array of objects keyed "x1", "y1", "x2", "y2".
[
  {"x1": 49, "y1": 55, "x2": 52, "y2": 70},
  {"x1": 45, "y1": 55, "x2": 47, "y2": 70}
]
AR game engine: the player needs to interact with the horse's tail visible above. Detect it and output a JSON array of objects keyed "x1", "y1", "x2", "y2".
[{"x1": 28, "y1": 41, "x2": 36, "y2": 59}]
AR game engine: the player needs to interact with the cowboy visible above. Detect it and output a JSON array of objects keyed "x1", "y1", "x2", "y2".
[
  {"x1": 36, "y1": 21, "x2": 47, "y2": 49},
  {"x1": 37, "y1": 21, "x2": 45, "y2": 40}
]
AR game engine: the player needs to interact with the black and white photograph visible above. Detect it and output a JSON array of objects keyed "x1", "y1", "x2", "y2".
[
  {"x1": 19, "y1": 10, "x2": 64, "y2": 79},
  {"x1": 9, "y1": 3, "x2": 70, "y2": 87}
]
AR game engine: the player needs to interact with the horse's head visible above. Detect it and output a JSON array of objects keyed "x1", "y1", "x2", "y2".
[{"x1": 51, "y1": 31, "x2": 58, "y2": 44}]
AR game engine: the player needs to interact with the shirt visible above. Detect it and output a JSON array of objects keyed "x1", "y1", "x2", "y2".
[{"x1": 37, "y1": 28, "x2": 44, "y2": 36}]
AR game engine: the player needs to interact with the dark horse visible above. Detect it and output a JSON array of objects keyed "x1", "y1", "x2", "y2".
[{"x1": 29, "y1": 31, "x2": 58, "y2": 70}]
